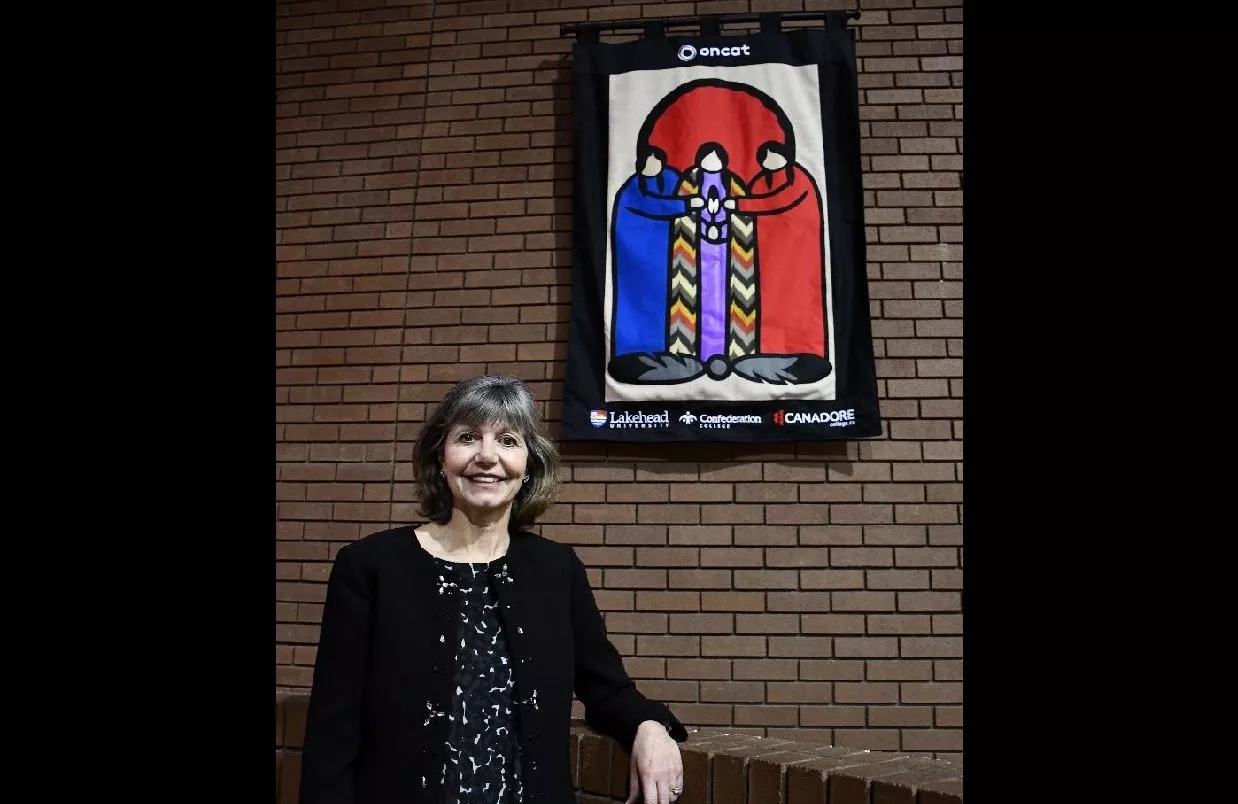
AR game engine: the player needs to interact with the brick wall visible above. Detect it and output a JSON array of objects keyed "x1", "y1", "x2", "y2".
[{"x1": 276, "y1": 0, "x2": 963, "y2": 762}]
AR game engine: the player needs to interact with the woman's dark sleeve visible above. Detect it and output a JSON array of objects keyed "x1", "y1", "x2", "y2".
[
  {"x1": 300, "y1": 542, "x2": 372, "y2": 804},
  {"x1": 569, "y1": 547, "x2": 688, "y2": 750}
]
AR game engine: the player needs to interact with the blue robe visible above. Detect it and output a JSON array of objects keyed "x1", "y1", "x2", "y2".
[{"x1": 611, "y1": 167, "x2": 687, "y2": 356}]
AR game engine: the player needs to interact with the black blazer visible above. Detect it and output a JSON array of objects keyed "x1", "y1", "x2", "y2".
[{"x1": 300, "y1": 525, "x2": 688, "y2": 804}]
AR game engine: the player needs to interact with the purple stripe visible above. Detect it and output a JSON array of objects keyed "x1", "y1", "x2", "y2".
[{"x1": 699, "y1": 240, "x2": 726, "y2": 360}]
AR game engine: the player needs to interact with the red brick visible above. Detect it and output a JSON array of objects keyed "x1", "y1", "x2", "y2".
[
  {"x1": 896, "y1": 71, "x2": 952, "y2": 88},
  {"x1": 701, "y1": 592, "x2": 765, "y2": 612}
]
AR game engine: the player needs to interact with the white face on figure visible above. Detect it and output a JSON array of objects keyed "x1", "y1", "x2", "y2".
[
  {"x1": 762, "y1": 149, "x2": 788, "y2": 170},
  {"x1": 641, "y1": 152, "x2": 663, "y2": 177},
  {"x1": 700, "y1": 150, "x2": 723, "y2": 172},
  {"x1": 441, "y1": 421, "x2": 530, "y2": 519}
]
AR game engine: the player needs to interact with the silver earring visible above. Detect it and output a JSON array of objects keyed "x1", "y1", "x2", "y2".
[
  {"x1": 523, "y1": 475, "x2": 530, "y2": 483},
  {"x1": 439, "y1": 467, "x2": 445, "y2": 477}
]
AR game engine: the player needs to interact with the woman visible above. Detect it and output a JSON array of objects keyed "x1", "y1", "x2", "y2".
[{"x1": 300, "y1": 374, "x2": 687, "y2": 804}]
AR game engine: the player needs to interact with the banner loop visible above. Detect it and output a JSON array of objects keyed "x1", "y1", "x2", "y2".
[{"x1": 560, "y1": 10, "x2": 860, "y2": 41}]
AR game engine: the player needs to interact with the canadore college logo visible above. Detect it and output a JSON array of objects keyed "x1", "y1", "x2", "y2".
[{"x1": 773, "y1": 409, "x2": 857, "y2": 427}]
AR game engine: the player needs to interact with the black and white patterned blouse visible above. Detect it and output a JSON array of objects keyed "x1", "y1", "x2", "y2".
[{"x1": 435, "y1": 557, "x2": 524, "y2": 804}]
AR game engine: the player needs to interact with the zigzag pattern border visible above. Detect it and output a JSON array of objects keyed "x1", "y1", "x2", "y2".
[
  {"x1": 668, "y1": 174, "x2": 702, "y2": 355},
  {"x1": 727, "y1": 177, "x2": 758, "y2": 358}
]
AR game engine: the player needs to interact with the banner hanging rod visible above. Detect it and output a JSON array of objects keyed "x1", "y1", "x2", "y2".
[{"x1": 560, "y1": 9, "x2": 861, "y2": 39}]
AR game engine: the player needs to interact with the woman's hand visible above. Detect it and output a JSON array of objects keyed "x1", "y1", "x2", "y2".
[{"x1": 625, "y1": 720, "x2": 684, "y2": 804}]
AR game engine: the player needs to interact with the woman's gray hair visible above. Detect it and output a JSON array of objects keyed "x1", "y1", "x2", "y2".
[{"x1": 412, "y1": 374, "x2": 560, "y2": 530}]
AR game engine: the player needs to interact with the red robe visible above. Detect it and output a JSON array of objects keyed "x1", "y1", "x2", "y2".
[{"x1": 736, "y1": 165, "x2": 826, "y2": 357}]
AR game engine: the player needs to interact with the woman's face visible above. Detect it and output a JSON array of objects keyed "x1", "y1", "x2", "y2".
[{"x1": 440, "y1": 421, "x2": 530, "y2": 519}]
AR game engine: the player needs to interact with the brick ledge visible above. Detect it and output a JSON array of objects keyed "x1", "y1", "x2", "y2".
[{"x1": 276, "y1": 690, "x2": 962, "y2": 804}]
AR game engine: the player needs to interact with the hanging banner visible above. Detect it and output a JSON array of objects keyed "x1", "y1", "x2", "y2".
[{"x1": 561, "y1": 20, "x2": 882, "y2": 443}]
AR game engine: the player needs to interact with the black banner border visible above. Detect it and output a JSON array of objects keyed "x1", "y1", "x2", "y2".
[{"x1": 561, "y1": 27, "x2": 882, "y2": 444}]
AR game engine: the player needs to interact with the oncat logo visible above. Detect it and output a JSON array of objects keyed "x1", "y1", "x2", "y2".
[{"x1": 677, "y1": 43, "x2": 752, "y2": 62}]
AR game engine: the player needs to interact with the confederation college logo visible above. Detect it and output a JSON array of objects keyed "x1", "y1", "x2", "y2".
[{"x1": 679, "y1": 411, "x2": 762, "y2": 430}]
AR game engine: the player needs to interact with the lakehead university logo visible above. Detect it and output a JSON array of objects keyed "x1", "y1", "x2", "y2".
[{"x1": 589, "y1": 410, "x2": 671, "y2": 429}]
